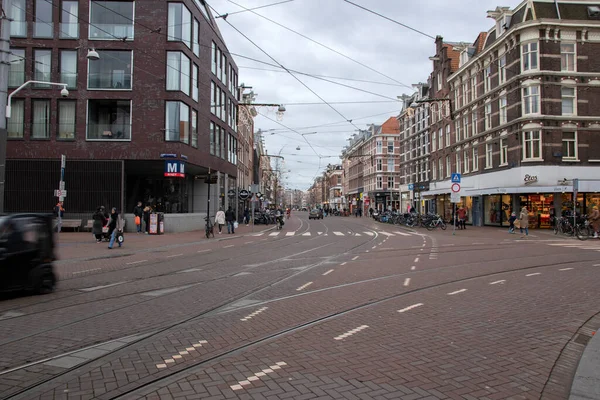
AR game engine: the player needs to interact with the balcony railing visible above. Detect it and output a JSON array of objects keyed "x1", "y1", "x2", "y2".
[
  {"x1": 88, "y1": 72, "x2": 132, "y2": 90},
  {"x1": 33, "y1": 22, "x2": 53, "y2": 38},
  {"x1": 87, "y1": 124, "x2": 131, "y2": 140},
  {"x1": 60, "y1": 73, "x2": 77, "y2": 89},
  {"x1": 10, "y1": 21, "x2": 27, "y2": 37},
  {"x1": 89, "y1": 24, "x2": 134, "y2": 40},
  {"x1": 59, "y1": 23, "x2": 79, "y2": 39}
]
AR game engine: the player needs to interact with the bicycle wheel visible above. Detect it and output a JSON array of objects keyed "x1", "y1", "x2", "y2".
[
  {"x1": 205, "y1": 227, "x2": 210, "y2": 239},
  {"x1": 553, "y1": 223, "x2": 559, "y2": 235},
  {"x1": 440, "y1": 221, "x2": 447, "y2": 230},
  {"x1": 576, "y1": 225, "x2": 592, "y2": 241},
  {"x1": 426, "y1": 221, "x2": 435, "y2": 231}
]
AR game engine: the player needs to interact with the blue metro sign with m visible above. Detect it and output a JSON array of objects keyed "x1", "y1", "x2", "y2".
[{"x1": 164, "y1": 160, "x2": 185, "y2": 178}]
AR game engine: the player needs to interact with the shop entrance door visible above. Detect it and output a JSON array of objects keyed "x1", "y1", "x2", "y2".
[{"x1": 472, "y1": 197, "x2": 481, "y2": 226}]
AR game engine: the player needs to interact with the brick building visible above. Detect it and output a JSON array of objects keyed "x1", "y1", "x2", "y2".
[
  {"x1": 422, "y1": 0, "x2": 600, "y2": 228},
  {"x1": 341, "y1": 128, "x2": 369, "y2": 214},
  {"x1": 5, "y1": 0, "x2": 240, "y2": 218},
  {"x1": 325, "y1": 164, "x2": 343, "y2": 210}
]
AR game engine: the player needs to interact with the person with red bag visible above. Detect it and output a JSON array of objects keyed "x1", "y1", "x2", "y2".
[{"x1": 133, "y1": 201, "x2": 143, "y2": 233}]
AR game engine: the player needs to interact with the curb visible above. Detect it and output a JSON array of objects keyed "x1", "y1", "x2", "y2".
[{"x1": 569, "y1": 316, "x2": 600, "y2": 400}]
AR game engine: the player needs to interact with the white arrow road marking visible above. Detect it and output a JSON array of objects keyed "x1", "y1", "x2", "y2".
[{"x1": 394, "y1": 231, "x2": 411, "y2": 236}]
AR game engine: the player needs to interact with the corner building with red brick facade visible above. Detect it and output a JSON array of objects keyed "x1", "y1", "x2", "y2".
[
  {"x1": 5, "y1": 0, "x2": 239, "y2": 221},
  {"x1": 423, "y1": 0, "x2": 600, "y2": 229}
]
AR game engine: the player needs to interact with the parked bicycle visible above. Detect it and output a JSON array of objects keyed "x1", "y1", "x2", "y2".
[
  {"x1": 426, "y1": 214, "x2": 447, "y2": 230},
  {"x1": 204, "y1": 216, "x2": 214, "y2": 238}
]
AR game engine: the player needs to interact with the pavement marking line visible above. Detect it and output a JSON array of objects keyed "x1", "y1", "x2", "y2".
[
  {"x1": 364, "y1": 232, "x2": 375, "y2": 236},
  {"x1": 322, "y1": 269, "x2": 334, "y2": 276},
  {"x1": 489, "y1": 280, "x2": 506, "y2": 285},
  {"x1": 366, "y1": 250, "x2": 370, "y2": 253},
  {"x1": 285, "y1": 232, "x2": 295, "y2": 236},
  {"x1": 333, "y1": 231, "x2": 344, "y2": 236},
  {"x1": 197, "y1": 249, "x2": 211, "y2": 253},
  {"x1": 302, "y1": 232, "x2": 311, "y2": 236},
  {"x1": 380, "y1": 232, "x2": 394, "y2": 237},
  {"x1": 394, "y1": 231, "x2": 411, "y2": 236},
  {"x1": 269, "y1": 232, "x2": 280, "y2": 237},
  {"x1": 559, "y1": 268, "x2": 574, "y2": 271},
  {"x1": 526, "y1": 273, "x2": 541, "y2": 277},
  {"x1": 230, "y1": 362, "x2": 287, "y2": 391},
  {"x1": 245, "y1": 241, "x2": 253, "y2": 244},
  {"x1": 411, "y1": 266, "x2": 416, "y2": 270},
  {"x1": 296, "y1": 282, "x2": 313, "y2": 291},
  {"x1": 352, "y1": 256, "x2": 359, "y2": 260},
  {"x1": 317, "y1": 232, "x2": 323, "y2": 235},
  {"x1": 414, "y1": 257, "x2": 419, "y2": 263},
  {"x1": 447, "y1": 289, "x2": 467, "y2": 295},
  {"x1": 240, "y1": 307, "x2": 268, "y2": 322},
  {"x1": 125, "y1": 260, "x2": 147, "y2": 266},
  {"x1": 157, "y1": 340, "x2": 209, "y2": 369},
  {"x1": 223, "y1": 245, "x2": 234, "y2": 248},
  {"x1": 334, "y1": 325, "x2": 369, "y2": 340},
  {"x1": 473, "y1": 242, "x2": 485, "y2": 245},
  {"x1": 397, "y1": 303, "x2": 424, "y2": 313},
  {"x1": 403, "y1": 278, "x2": 411, "y2": 287},
  {"x1": 73, "y1": 268, "x2": 101, "y2": 274},
  {"x1": 593, "y1": 264, "x2": 600, "y2": 267},
  {"x1": 166, "y1": 254, "x2": 183, "y2": 258},
  {"x1": 442, "y1": 244, "x2": 455, "y2": 247},
  {"x1": 251, "y1": 233, "x2": 264, "y2": 236},
  {"x1": 79, "y1": 281, "x2": 128, "y2": 292},
  {"x1": 355, "y1": 233, "x2": 362, "y2": 236},
  {"x1": 340, "y1": 262, "x2": 347, "y2": 266},
  {"x1": 372, "y1": 246, "x2": 377, "y2": 249}
]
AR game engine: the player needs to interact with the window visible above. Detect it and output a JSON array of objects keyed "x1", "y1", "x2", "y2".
[
  {"x1": 387, "y1": 139, "x2": 394, "y2": 153},
  {"x1": 561, "y1": 43, "x2": 576, "y2": 72},
  {"x1": 220, "y1": 52, "x2": 227, "y2": 84},
  {"x1": 432, "y1": 160, "x2": 437, "y2": 180},
  {"x1": 58, "y1": 101, "x2": 76, "y2": 139},
  {"x1": 217, "y1": 48, "x2": 222, "y2": 82},
  {"x1": 165, "y1": 101, "x2": 190, "y2": 143},
  {"x1": 484, "y1": 64, "x2": 491, "y2": 93},
  {"x1": 463, "y1": 150, "x2": 470, "y2": 173},
  {"x1": 32, "y1": 100, "x2": 51, "y2": 139},
  {"x1": 87, "y1": 100, "x2": 131, "y2": 140},
  {"x1": 387, "y1": 176, "x2": 394, "y2": 190},
  {"x1": 8, "y1": 49, "x2": 25, "y2": 87},
  {"x1": 7, "y1": 99, "x2": 24, "y2": 138},
  {"x1": 60, "y1": 1, "x2": 79, "y2": 38},
  {"x1": 10, "y1": 0, "x2": 26, "y2": 37},
  {"x1": 90, "y1": 1, "x2": 134, "y2": 40},
  {"x1": 432, "y1": 129, "x2": 436, "y2": 150},
  {"x1": 166, "y1": 52, "x2": 190, "y2": 95},
  {"x1": 438, "y1": 158, "x2": 443, "y2": 179},
  {"x1": 376, "y1": 140, "x2": 382, "y2": 154},
  {"x1": 211, "y1": 42, "x2": 217, "y2": 75},
  {"x1": 485, "y1": 143, "x2": 493, "y2": 168},
  {"x1": 471, "y1": 110, "x2": 478, "y2": 136},
  {"x1": 455, "y1": 119, "x2": 461, "y2": 142},
  {"x1": 387, "y1": 158, "x2": 394, "y2": 172},
  {"x1": 168, "y1": 3, "x2": 191, "y2": 47},
  {"x1": 445, "y1": 156, "x2": 450, "y2": 177},
  {"x1": 463, "y1": 81, "x2": 469, "y2": 105},
  {"x1": 561, "y1": 87, "x2": 576, "y2": 115},
  {"x1": 455, "y1": 152, "x2": 461, "y2": 174},
  {"x1": 471, "y1": 75, "x2": 477, "y2": 100},
  {"x1": 562, "y1": 132, "x2": 577, "y2": 160},
  {"x1": 437, "y1": 72, "x2": 442, "y2": 91},
  {"x1": 377, "y1": 176, "x2": 383, "y2": 189},
  {"x1": 34, "y1": 50, "x2": 51, "y2": 87},
  {"x1": 521, "y1": 42, "x2": 538, "y2": 71},
  {"x1": 499, "y1": 96, "x2": 507, "y2": 124},
  {"x1": 463, "y1": 115, "x2": 469, "y2": 139},
  {"x1": 220, "y1": 90, "x2": 226, "y2": 122},
  {"x1": 472, "y1": 147, "x2": 478, "y2": 171},
  {"x1": 211, "y1": 81, "x2": 216, "y2": 115},
  {"x1": 34, "y1": 0, "x2": 53, "y2": 38},
  {"x1": 193, "y1": 19, "x2": 200, "y2": 57},
  {"x1": 522, "y1": 85, "x2": 540, "y2": 115},
  {"x1": 445, "y1": 125, "x2": 450, "y2": 148},
  {"x1": 229, "y1": 99, "x2": 237, "y2": 131},
  {"x1": 88, "y1": 50, "x2": 132, "y2": 89},
  {"x1": 215, "y1": 125, "x2": 221, "y2": 158},
  {"x1": 523, "y1": 130, "x2": 542, "y2": 160},
  {"x1": 60, "y1": 50, "x2": 77, "y2": 89},
  {"x1": 500, "y1": 138, "x2": 508, "y2": 165},
  {"x1": 192, "y1": 64, "x2": 199, "y2": 101},
  {"x1": 191, "y1": 110, "x2": 198, "y2": 148},
  {"x1": 376, "y1": 159, "x2": 382, "y2": 171},
  {"x1": 484, "y1": 103, "x2": 492, "y2": 130},
  {"x1": 438, "y1": 128, "x2": 443, "y2": 150},
  {"x1": 209, "y1": 122, "x2": 215, "y2": 155},
  {"x1": 498, "y1": 55, "x2": 506, "y2": 84}
]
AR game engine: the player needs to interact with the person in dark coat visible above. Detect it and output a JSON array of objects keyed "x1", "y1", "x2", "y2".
[
  {"x1": 92, "y1": 206, "x2": 107, "y2": 242},
  {"x1": 143, "y1": 204, "x2": 151, "y2": 234},
  {"x1": 133, "y1": 201, "x2": 143, "y2": 233},
  {"x1": 225, "y1": 206, "x2": 235, "y2": 234}
]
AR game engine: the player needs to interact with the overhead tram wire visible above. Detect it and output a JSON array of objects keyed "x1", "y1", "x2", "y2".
[
  {"x1": 256, "y1": 111, "x2": 322, "y2": 158},
  {"x1": 215, "y1": 0, "x2": 295, "y2": 19},
  {"x1": 224, "y1": 0, "x2": 413, "y2": 90}
]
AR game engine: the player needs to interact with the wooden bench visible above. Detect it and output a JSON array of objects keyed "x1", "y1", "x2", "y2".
[{"x1": 60, "y1": 219, "x2": 82, "y2": 232}]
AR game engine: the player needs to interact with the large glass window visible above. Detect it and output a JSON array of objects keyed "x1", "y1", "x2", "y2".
[
  {"x1": 561, "y1": 43, "x2": 576, "y2": 72},
  {"x1": 209, "y1": 122, "x2": 215, "y2": 155},
  {"x1": 34, "y1": 0, "x2": 53, "y2": 38},
  {"x1": 10, "y1": 0, "x2": 26, "y2": 37},
  {"x1": 166, "y1": 52, "x2": 190, "y2": 95},
  {"x1": 521, "y1": 42, "x2": 538, "y2": 71},
  {"x1": 8, "y1": 49, "x2": 25, "y2": 87},
  {"x1": 562, "y1": 132, "x2": 577, "y2": 160},
  {"x1": 58, "y1": 101, "x2": 76, "y2": 139},
  {"x1": 500, "y1": 138, "x2": 508, "y2": 165},
  {"x1": 88, "y1": 50, "x2": 132, "y2": 89},
  {"x1": 90, "y1": 1, "x2": 134, "y2": 40},
  {"x1": 60, "y1": 1, "x2": 79, "y2": 39},
  {"x1": 87, "y1": 100, "x2": 131, "y2": 140},
  {"x1": 7, "y1": 99, "x2": 24, "y2": 138},
  {"x1": 522, "y1": 85, "x2": 540, "y2": 115},
  {"x1": 211, "y1": 42, "x2": 217, "y2": 75},
  {"x1": 523, "y1": 130, "x2": 542, "y2": 160},
  {"x1": 192, "y1": 64, "x2": 199, "y2": 101},
  {"x1": 193, "y1": 19, "x2": 200, "y2": 57},
  {"x1": 191, "y1": 110, "x2": 198, "y2": 148},
  {"x1": 561, "y1": 87, "x2": 576, "y2": 115},
  {"x1": 168, "y1": 3, "x2": 191, "y2": 48},
  {"x1": 165, "y1": 101, "x2": 190, "y2": 143},
  {"x1": 60, "y1": 50, "x2": 77, "y2": 89},
  {"x1": 485, "y1": 195, "x2": 512, "y2": 226},
  {"x1": 34, "y1": 49, "x2": 51, "y2": 87},
  {"x1": 32, "y1": 100, "x2": 51, "y2": 139}
]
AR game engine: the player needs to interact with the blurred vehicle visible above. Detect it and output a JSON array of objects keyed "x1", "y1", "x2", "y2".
[
  {"x1": 0, "y1": 214, "x2": 57, "y2": 294},
  {"x1": 309, "y1": 208, "x2": 323, "y2": 220}
]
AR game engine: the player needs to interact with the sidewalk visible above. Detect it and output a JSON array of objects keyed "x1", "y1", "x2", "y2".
[{"x1": 54, "y1": 222, "x2": 274, "y2": 263}]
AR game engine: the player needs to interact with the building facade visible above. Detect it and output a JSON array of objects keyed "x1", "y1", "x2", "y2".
[
  {"x1": 423, "y1": 0, "x2": 600, "y2": 228},
  {"x1": 342, "y1": 129, "x2": 370, "y2": 214},
  {"x1": 325, "y1": 164, "x2": 343, "y2": 210},
  {"x1": 5, "y1": 0, "x2": 240, "y2": 217}
]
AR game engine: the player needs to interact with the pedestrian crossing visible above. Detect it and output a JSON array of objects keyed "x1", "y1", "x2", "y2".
[
  {"x1": 544, "y1": 240, "x2": 600, "y2": 251},
  {"x1": 250, "y1": 230, "x2": 421, "y2": 238}
]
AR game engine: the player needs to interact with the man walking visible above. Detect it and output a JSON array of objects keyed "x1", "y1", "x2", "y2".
[
  {"x1": 225, "y1": 206, "x2": 235, "y2": 234},
  {"x1": 54, "y1": 201, "x2": 65, "y2": 233},
  {"x1": 133, "y1": 201, "x2": 143, "y2": 233}
]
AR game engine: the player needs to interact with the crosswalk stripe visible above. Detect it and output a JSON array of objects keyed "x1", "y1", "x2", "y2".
[
  {"x1": 355, "y1": 233, "x2": 362, "y2": 236},
  {"x1": 364, "y1": 232, "x2": 374, "y2": 236},
  {"x1": 333, "y1": 231, "x2": 344, "y2": 236},
  {"x1": 380, "y1": 232, "x2": 394, "y2": 237},
  {"x1": 302, "y1": 232, "x2": 311, "y2": 236},
  {"x1": 394, "y1": 231, "x2": 412, "y2": 237},
  {"x1": 252, "y1": 233, "x2": 264, "y2": 236},
  {"x1": 285, "y1": 232, "x2": 295, "y2": 236},
  {"x1": 269, "y1": 232, "x2": 279, "y2": 236},
  {"x1": 317, "y1": 232, "x2": 323, "y2": 235}
]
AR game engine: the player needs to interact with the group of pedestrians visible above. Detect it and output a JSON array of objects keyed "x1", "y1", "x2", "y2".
[
  {"x1": 133, "y1": 202, "x2": 153, "y2": 234},
  {"x1": 91, "y1": 206, "x2": 124, "y2": 249},
  {"x1": 214, "y1": 207, "x2": 237, "y2": 234}
]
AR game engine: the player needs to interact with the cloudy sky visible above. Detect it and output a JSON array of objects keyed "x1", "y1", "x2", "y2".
[{"x1": 208, "y1": 0, "x2": 522, "y2": 190}]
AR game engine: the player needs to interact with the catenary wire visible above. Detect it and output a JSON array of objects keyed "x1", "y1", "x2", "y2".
[{"x1": 215, "y1": 0, "x2": 295, "y2": 18}]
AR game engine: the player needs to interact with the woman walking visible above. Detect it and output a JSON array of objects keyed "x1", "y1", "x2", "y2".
[
  {"x1": 215, "y1": 207, "x2": 226, "y2": 234},
  {"x1": 589, "y1": 205, "x2": 600, "y2": 239},
  {"x1": 92, "y1": 206, "x2": 107, "y2": 242},
  {"x1": 107, "y1": 207, "x2": 124, "y2": 249},
  {"x1": 519, "y1": 206, "x2": 529, "y2": 238}
]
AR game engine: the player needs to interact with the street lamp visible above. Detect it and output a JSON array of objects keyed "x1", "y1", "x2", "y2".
[{"x1": 6, "y1": 81, "x2": 69, "y2": 118}]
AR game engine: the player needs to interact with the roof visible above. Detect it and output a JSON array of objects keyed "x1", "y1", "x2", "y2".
[
  {"x1": 473, "y1": 32, "x2": 488, "y2": 55},
  {"x1": 534, "y1": 1, "x2": 600, "y2": 20},
  {"x1": 380, "y1": 117, "x2": 400, "y2": 135},
  {"x1": 443, "y1": 44, "x2": 461, "y2": 72}
]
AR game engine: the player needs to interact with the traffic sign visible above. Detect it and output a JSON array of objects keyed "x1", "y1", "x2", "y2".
[
  {"x1": 450, "y1": 192, "x2": 461, "y2": 203},
  {"x1": 451, "y1": 173, "x2": 461, "y2": 183},
  {"x1": 239, "y1": 189, "x2": 250, "y2": 200},
  {"x1": 54, "y1": 189, "x2": 67, "y2": 198},
  {"x1": 408, "y1": 184, "x2": 414, "y2": 190},
  {"x1": 451, "y1": 183, "x2": 461, "y2": 193},
  {"x1": 227, "y1": 189, "x2": 236, "y2": 198}
]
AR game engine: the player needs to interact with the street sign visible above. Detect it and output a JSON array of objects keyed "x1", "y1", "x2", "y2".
[
  {"x1": 54, "y1": 189, "x2": 67, "y2": 198},
  {"x1": 61, "y1": 155, "x2": 66, "y2": 169},
  {"x1": 451, "y1": 183, "x2": 461, "y2": 193},
  {"x1": 451, "y1": 173, "x2": 461, "y2": 183},
  {"x1": 408, "y1": 184, "x2": 414, "y2": 190},
  {"x1": 227, "y1": 189, "x2": 236, "y2": 198},
  {"x1": 450, "y1": 192, "x2": 461, "y2": 203},
  {"x1": 239, "y1": 189, "x2": 250, "y2": 200}
]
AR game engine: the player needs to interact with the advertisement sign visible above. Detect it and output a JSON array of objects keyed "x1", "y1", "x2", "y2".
[
  {"x1": 149, "y1": 213, "x2": 158, "y2": 234},
  {"x1": 164, "y1": 160, "x2": 185, "y2": 178}
]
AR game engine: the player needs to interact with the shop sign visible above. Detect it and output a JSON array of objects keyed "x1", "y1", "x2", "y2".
[
  {"x1": 523, "y1": 174, "x2": 538, "y2": 185},
  {"x1": 164, "y1": 160, "x2": 185, "y2": 178}
]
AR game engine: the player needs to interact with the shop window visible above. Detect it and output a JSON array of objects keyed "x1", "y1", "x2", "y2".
[
  {"x1": 485, "y1": 195, "x2": 512, "y2": 226},
  {"x1": 522, "y1": 130, "x2": 542, "y2": 161},
  {"x1": 562, "y1": 132, "x2": 577, "y2": 160}
]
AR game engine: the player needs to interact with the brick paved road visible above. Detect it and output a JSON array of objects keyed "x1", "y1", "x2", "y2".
[{"x1": 1, "y1": 214, "x2": 598, "y2": 399}]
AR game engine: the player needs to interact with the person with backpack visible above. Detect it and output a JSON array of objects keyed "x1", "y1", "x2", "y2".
[{"x1": 54, "y1": 201, "x2": 65, "y2": 233}]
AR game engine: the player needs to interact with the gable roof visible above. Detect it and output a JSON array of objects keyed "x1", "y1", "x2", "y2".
[{"x1": 380, "y1": 117, "x2": 400, "y2": 134}]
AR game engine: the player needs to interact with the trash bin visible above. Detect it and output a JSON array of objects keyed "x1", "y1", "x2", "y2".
[{"x1": 148, "y1": 212, "x2": 165, "y2": 235}]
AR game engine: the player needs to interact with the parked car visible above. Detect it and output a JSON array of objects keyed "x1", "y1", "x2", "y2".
[
  {"x1": 0, "y1": 214, "x2": 57, "y2": 294},
  {"x1": 309, "y1": 209, "x2": 323, "y2": 220}
]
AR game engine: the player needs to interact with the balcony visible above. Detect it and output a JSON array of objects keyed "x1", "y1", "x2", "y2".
[
  {"x1": 59, "y1": 22, "x2": 79, "y2": 39},
  {"x1": 87, "y1": 124, "x2": 131, "y2": 140},
  {"x1": 33, "y1": 22, "x2": 53, "y2": 38},
  {"x1": 88, "y1": 72, "x2": 131, "y2": 90},
  {"x1": 89, "y1": 24, "x2": 134, "y2": 40},
  {"x1": 60, "y1": 73, "x2": 78, "y2": 89},
  {"x1": 10, "y1": 21, "x2": 27, "y2": 37},
  {"x1": 87, "y1": 99, "x2": 132, "y2": 141}
]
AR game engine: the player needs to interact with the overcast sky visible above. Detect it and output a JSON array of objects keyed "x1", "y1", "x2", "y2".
[{"x1": 208, "y1": 0, "x2": 522, "y2": 190}]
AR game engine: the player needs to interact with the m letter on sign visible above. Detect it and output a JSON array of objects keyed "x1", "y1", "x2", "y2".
[{"x1": 164, "y1": 161, "x2": 185, "y2": 178}]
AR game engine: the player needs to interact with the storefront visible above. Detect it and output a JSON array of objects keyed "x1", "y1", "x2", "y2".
[{"x1": 484, "y1": 194, "x2": 512, "y2": 227}]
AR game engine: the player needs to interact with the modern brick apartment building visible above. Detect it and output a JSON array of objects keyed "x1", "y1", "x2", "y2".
[
  {"x1": 5, "y1": 0, "x2": 240, "y2": 218},
  {"x1": 421, "y1": 0, "x2": 600, "y2": 228}
]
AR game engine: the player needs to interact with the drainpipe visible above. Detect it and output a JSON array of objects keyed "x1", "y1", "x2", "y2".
[{"x1": 555, "y1": 0, "x2": 561, "y2": 19}]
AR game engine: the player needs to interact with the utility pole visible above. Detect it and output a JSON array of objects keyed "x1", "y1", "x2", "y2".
[{"x1": 0, "y1": 0, "x2": 12, "y2": 212}]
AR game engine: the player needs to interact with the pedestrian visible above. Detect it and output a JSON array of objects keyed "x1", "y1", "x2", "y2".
[
  {"x1": 54, "y1": 201, "x2": 65, "y2": 233},
  {"x1": 243, "y1": 207, "x2": 250, "y2": 225},
  {"x1": 519, "y1": 206, "x2": 530, "y2": 237},
  {"x1": 225, "y1": 206, "x2": 235, "y2": 234},
  {"x1": 143, "y1": 204, "x2": 151, "y2": 234},
  {"x1": 508, "y1": 212, "x2": 517, "y2": 234},
  {"x1": 369, "y1": 207, "x2": 374, "y2": 218},
  {"x1": 133, "y1": 201, "x2": 143, "y2": 233},
  {"x1": 358, "y1": 207, "x2": 362, "y2": 217},
  {"x1": 215, "y1": 207, "x2": 226, "y2": 234},
  {"x1": 107, "y1": 207, "x2": 124, "y2": 249},
  {"x1": 92, "y1": 206, "x2": 107, "y2": 242},
  {"x1": 457, "y1": 206, "x2": 467, "y2": 230},
  {"x1": 589, "y1": 206, "x2": 600, "y2": 238}
]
